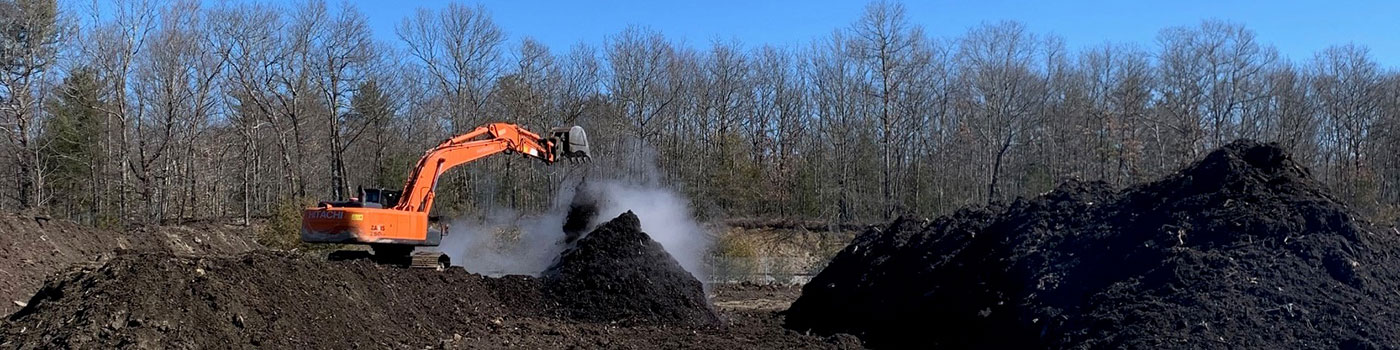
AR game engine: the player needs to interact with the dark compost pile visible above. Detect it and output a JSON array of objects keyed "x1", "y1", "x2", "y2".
[
  {"x1": 785, "y1": 140, "x2": 1400, "y2": 349},
  {"x1": 545, "y1": 211, "x2": 719, "y2": 326}
]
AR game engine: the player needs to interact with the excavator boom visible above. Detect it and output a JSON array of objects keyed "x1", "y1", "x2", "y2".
[
  {"x1": 395, "y1": 123, "x2": 587, "y2": 213},
  {"x1": 299, "y1": 123, "x2": 589, "y2": 268}
]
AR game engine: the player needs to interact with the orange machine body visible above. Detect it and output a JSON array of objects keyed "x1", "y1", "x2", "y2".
[
  {"x1": 301, "y1": 207, "x2": 432, "y2": 245},
  {"x1": 300, "y1": 123, "x2": 589, "y2": 247}
]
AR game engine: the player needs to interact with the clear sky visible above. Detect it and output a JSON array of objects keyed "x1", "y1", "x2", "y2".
[{"x1": 357, "y1": 0, "x2": 1400, "y2": 66}]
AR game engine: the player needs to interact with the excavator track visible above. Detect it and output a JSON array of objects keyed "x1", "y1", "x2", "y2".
[
  {"x1": 327, "y1": 245, "x2": 450, "y2": 271},
  {"x1": 409, "y1": 251, "x2": 450, "y2": 270}
]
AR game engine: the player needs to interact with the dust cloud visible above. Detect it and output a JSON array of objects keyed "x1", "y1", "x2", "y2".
[{"x1": 441, "y1": 179, "x2": 712, "y2": 280}]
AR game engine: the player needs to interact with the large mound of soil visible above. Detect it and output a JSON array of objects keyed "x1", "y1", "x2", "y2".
[
  {"x1": 785, "y1": 140, "x2": 1400, "y2": 348},
  {"x1": 2, "y1": 251, "x2": 551, "y2": 349},
  {"x1": 0, "y1": 214, "x2": 259, "y2": 315},
  {"x1": 1, "y1": 254, "x2": 838, "y2": 349},
  {"x1": 545, "y1": 211, "x2": 719, "y2": 326}
]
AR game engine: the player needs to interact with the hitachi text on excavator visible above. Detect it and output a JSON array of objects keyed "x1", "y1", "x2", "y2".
[{"x1": 300, "y1": 123, "x2": 590, "y2": 269}]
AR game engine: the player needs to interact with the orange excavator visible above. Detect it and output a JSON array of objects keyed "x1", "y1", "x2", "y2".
[{"x1": 300, "y1": 123, "x2": 590, "y2": 269}]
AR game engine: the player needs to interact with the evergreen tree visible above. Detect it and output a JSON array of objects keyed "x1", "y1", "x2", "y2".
[
  {"x1": 40, "y1": 67, "x2": 104, "y2": 220},
  {"x1": 348, "y1": 79, "x2": 401, "y2": 188}
]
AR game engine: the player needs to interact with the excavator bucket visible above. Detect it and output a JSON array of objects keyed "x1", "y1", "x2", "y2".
[{"x1": 550, "y1": 126, "x2": 590, "y2": 161}]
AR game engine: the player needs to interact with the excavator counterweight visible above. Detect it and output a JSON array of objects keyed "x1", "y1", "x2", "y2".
[{"x1": 300, "y1": 123, "x2": 590, "y2": 269}]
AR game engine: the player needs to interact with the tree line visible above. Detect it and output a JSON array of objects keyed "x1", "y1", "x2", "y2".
[{"x1": 2, "y1": 0, "x2": 1397, "y2": 227}]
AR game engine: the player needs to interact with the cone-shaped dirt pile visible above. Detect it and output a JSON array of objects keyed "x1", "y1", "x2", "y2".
[
  {"x1": 785, "y1": 140, "x2": 1400, "y2": 349},
  {"x1": 545, "y1": 211, "x2": 719, "y2": 326}
]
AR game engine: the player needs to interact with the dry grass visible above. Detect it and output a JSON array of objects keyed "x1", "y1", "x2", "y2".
[
  {"x1": 258, "y1": 196, "x2": 341, "y2": 252},
  {"x1": 708, "y1": 226, "x2": 856, "y2": 284}
]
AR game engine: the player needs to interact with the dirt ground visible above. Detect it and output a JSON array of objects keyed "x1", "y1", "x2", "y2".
[
  {"x1": 712, "y1": 283, "x2": 807, "y2": 312},
  {"x1": 0, "y1": 213, "x2": 260, "y2": 316},
  {"x1": 0, "y1": 184, "x2": 864, "y2": 349},
  {"x1": 0, "y1": 211, "x2": 858, "y2": 349},
  {"x1": 0, "y1": 251, "x2": 857, "y2": 349}
]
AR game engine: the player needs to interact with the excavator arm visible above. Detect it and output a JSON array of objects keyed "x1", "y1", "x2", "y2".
[{"x1": 396, "y1": 123, "x2": 588, "y2": 213}]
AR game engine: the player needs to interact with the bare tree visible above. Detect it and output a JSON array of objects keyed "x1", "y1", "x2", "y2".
[
  {"x1": 0, "y1": 0, "x2": 63, "y2": 209},
  {"x1": 490, "y1": 37, "x2": 558, "y2": 208},
  {"x1": 1375, "y1": 74, "x2": 1400, "y2": 212},
  {"x1": 17, "y1": 0, "x2": 1400, "y2": 229},
  {"x1": 957, "y1": 21, "x2": 1047, "y2": 203},
  {"x1": 558, "y1": 43, "x2": 600, "y2": 124},
  {"x1": 396, "y1": 2, "x2": 502, "y2": 132},
  {"x1": 396, "y1": 1, "x2": 504, "y2": 214},
  {"x1": 1311, "y1": 44, "x2": 1381, "y2": 203},
  {"x1": 849, "y1": 1, "x2": 925, "y2": 218},
  {"x1": 308, "y1": 0, "x2": 377, "y2": 201},
  {"x1": 126, "y1": 0, "x2": 227, "y2": 222},
  {"x1": 605, "y1": 25, "x2": 682, "y2": 181},
  {"x1": 210, "y1": 2, "x2": 283, "y2": 223},
  {"x1": 807, "y1": 29, "x2": 873, "y2": 221},
  {"x1": 1262, "y1": 62, "x2": 1318, "y2": 163},
  {"x1": 1196, "y1": 21, "x2": 1277, "y2": 148}
]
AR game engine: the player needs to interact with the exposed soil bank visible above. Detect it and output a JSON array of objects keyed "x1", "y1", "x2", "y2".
[{"x1": 0, "y1": 214, "x2": 259, "y2": 315}]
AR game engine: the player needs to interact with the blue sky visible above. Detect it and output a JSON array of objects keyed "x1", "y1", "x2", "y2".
[{"x1": 357, "y1": 0, "x2": 1399, "y2": 65}]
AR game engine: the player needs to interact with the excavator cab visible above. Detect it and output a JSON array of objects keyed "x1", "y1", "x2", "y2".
[
  {"x1": 314, "y1": 187, "x2": 400, "y2": 209},
  {"x1": 359, "y1": 188, "x2": 402, "y2": 208}
]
